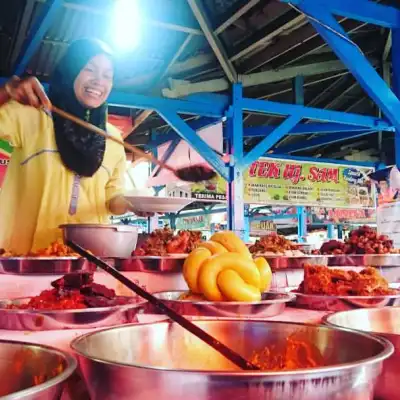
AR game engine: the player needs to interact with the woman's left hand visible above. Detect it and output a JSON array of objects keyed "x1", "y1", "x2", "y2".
[{"x1": 108, "y1": 195, "x2": 156, "y2": 217}]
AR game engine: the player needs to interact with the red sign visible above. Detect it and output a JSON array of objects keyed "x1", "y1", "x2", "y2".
[
  {"x1": 108, "y1": 115, "x2": 133, "y2": 136},
  {"x1": 0, "y1": 155, "x2": 10, "y2": 187},
  {"x1": 311, "y1": 207, "x2": 375, "y2": 224}
]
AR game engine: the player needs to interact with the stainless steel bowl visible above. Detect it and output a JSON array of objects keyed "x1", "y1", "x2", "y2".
[
  {"x1": 0, "y1": 297, "x2": 147, "y2": 331},
  {"x1": 60, "y1": 224, "x2": 138, "y2": 258},
  {"x1": 149, "y1": 291, "x2": 294, "y2": 318},
  {"x1": 0, "y1": 340, "x2": 76, "y2": 399},
  {"x1": 324, "y1": 308, "x2": 400, "y2": 400},
  {"x1": 71, "y1": 320, "x2": 393, "y2": 400},
  {"x1": 293, "y1": 291, "x2": 400, "y2": 311}
]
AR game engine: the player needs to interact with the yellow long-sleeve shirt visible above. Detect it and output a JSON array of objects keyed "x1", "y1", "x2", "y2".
[{"x1": 0, "y1": 101, "x2": 126, "y2": 254}]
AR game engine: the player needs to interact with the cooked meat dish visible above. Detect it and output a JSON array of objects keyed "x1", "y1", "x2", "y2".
[
  {"x1": 297, "y1": 265, "x2": 396, "y2": 296},
  {"x1": 134, "y1": 227, "x2": 202, "y2": 256}
]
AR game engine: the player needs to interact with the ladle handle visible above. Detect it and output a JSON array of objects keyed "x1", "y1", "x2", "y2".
[
  {"x1": 67, "y1": 240, "x2": 260, "y2": 371},
  {"x1": 51, "y1": 106, "x2": 176, "y2": 174}
]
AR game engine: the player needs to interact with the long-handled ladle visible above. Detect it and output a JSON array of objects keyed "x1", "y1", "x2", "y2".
[
  {"x1": 52, "y1": 106, "x2": 217, "y2": 183},
  {"x1": 67, "y1": 240, "x2": 260, "y2": 371}
]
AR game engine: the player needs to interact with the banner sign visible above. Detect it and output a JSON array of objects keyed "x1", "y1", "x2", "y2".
[
  {"x1": 166, "y1": 157, "x2": 375, "y2": 209},
  {"x1": 250, "y1": 220, "x2": 277, "y2": 236},
  {"x1": 176, "y1": 214, "x2": 211, "y2": 231},
  {"x1": 243, "y1": 159, "x2": 374, "y2": 208},
  {"x1": 191, "y1": 175, "x2": 227, "y2": 201},
  {"x1": 0, "y1": 140, "x2": 12, "y2": 188},
  {"x1": 310, "y1": 207, "x2": 376, "y2": 224},
  {"x1": 377, "y1": 202, "x2": 400, "y2": 248}
]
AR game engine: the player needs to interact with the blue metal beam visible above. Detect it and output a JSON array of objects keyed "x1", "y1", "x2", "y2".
[
  {"x1": 297, "y1": 3, "x2": 400, "y2": 135},
  {"x1": 240, "y1": 97, "x2": 393, "y2": 130},
  {"x1": 241, "y1": 114, "x2": 303, "y2": 169},
  {"x1": 281, "y1": 0, "x2": 400, "y2": 29},
  {"x1": 149, "y1": 121, "x2": 376, "y2": 149},
  {"x1": 294, "y1": 75, "x2": 304, "y2": 105},
  {"x1": 392, "y1": 29, "x2": 400, "y2": 168},
  {"x1": 0, "y1": 77, "x2": 226, "y2": 119},
  {"x1": 150, "y1": 117, "x2": 220, "y2": 147},
  {"x1": 14, "y1": 0, "x2": 63, "y2": 76},
  {"x1": 276, "y1": 130, "x2": 373, "y2": 154},
  {"x1": 109, "y1": 91, "x2": 227, "y2": 118},
  {"x1": 151, "y1": 138, "x2": 180, "y2": 177},
  {"x1": 263, "y1": 153, "x2": 375, "y2": 167},
  {"x1": 251, "y1": 214, "x2": 300, "y2": 221},
  {"x1": 156, "y1": 110, "x2": 228, "y2": 180},
  {"x1": 244, "y1": 122, "x2": 377, "y2": 137}
]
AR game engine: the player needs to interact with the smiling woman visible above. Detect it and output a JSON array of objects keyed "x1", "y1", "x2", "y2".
[{"x1": 0, "y1": 38, "x2": 146, "y2": 255}]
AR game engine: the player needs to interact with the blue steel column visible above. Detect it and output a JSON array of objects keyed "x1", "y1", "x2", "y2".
[
  {"x1": 337, "y1": 224, "x2": 344, "y2": 240},
  {"x1": 327, "y1": 224, "x2": 335, "y2": 239},
  {"x1": 294, "y1": 76, "x2": 307, "y2": 242},
  {"x1": 297, "y1": 207, "x2": 307, "y2": 242},
  {"x1": 226, "y1": 83, "x2": 246, "y2": 240},
  {"x1": 392, "y1": 29, "x2": 400, "y2": 167}
]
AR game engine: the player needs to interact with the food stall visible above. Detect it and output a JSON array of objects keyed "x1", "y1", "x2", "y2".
[{"x1": 1, "y1": 0, "x2": 400, "y2": 399}]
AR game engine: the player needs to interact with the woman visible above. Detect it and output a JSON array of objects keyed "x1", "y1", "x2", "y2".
[{"x1": 0, "y1": 38, "x2": 144, "y2": 254}]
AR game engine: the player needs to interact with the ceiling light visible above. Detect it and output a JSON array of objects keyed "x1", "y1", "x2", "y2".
[{"x1": 111, "y1": 0, "x2": 141, "y2": 52}]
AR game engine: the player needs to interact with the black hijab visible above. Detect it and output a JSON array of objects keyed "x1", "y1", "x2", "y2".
[{"x1": 49, "y1": 38, "x2": 113, "y2": 177}]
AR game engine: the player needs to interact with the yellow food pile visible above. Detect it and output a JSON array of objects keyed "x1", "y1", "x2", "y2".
[{"x1": 183, "y1": 231, "x2": 272, "y2": 302}]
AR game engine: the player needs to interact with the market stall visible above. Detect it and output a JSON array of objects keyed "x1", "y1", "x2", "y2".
[{"x1": 1, "y1": 0, "x2": 400, "y2": 399}]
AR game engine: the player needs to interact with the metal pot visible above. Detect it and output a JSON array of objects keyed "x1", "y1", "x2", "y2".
[
  {"x1": 324, "y1": 307, "x2": 400, "y2": 400},
  {"x1": 71, "y1": 320, "x2": 393, "y2": 400},
  {"x1": 0, "y1": 340, "x2": 76, "y2": 399},
  {"x1": 60, "y1": 224, "x2": 138, "y2": 258}
]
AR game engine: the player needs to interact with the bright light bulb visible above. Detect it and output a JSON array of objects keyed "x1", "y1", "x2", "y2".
[{"x1": 111, "y1": 0, "x2": 141, "y2": 52}]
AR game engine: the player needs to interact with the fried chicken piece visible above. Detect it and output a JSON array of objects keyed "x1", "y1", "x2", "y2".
[
  {"x1": 249, "y1": 233, "x2": 299, "y2": 254},
  {"x1": 298, "y1": 265, "x2": 395, "y2": 296}
]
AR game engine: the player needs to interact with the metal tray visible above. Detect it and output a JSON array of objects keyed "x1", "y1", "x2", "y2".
[
  {"x1": 148, "y1": 290, "x2": 295, "y2": 318},
  {"x1": 0, "y1": 297, "x2": 147, "y2": 330},
  {"x1": 292, "y1": 290, "x2": 400, "y2": 312},
  {"x1": 125, "y1": 255, "x2": 187, "y2": 272},
  {"x1": 258, "y1": 255, "x2": 328, "y2": 270},
  {"x1": 0, "y1": 257, "x2": 96, "y2": 275},
  {"x1": 327, "y1": 254, "x2": 400, "y2": 267}
]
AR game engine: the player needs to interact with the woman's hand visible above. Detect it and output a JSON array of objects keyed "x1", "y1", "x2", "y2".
[
  {"x1": 108, "y1": 195, "x2": 155, "y2": 217},
  {"x1": 4, "y1": 76, "x2": 51, "y2": 109}
]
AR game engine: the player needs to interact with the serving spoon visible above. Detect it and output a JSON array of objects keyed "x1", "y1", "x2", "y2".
[
  {"x1": 52, "y1": 106, "x2": 217, "y2": 183},
  {"x1": 67, "y1": 240, "x2": 260, "y2": 371}
]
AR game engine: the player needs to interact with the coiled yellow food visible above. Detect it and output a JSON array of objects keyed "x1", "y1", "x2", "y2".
[
  {"x1": 197, "y1": 240, "x2": 228, "y2": 255},
  {"x1": 210, "y1": 231, "x2": 252, "y2": 259},
  {"x1": 183, "y1": 248, "x2": 212, "y2": 294},
  {"x1": 183, "y1": 231, "x2": 272, "y2": 302}
]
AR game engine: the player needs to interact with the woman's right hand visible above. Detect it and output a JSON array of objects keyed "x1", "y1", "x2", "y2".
[{"x1": 4, "y1": 76, "x2": 51, "y2": 109}]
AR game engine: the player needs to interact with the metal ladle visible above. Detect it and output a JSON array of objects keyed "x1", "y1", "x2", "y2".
[
  {"x1": 67, "y1": 240, "x2": 260, "y2": 371},
  {"x1": 52, "y1": 106, "x2": 217, "y2": 183}
]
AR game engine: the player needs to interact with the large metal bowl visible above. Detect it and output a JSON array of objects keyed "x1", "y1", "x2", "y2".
[
  {"x1": 0, "y1": 340, "x2": 76, "y2": 399},
  {"x1": 149, "y1": 291, "x2": 295, "y2": 318},
  {"x1": 293, "y1": 291, "x2": 400, "y2": 311},
  {"x1": 324, "y1": 308, "x2": 400, "y2": 400},
  {"x1": 71, "y1": 320, "x2": 393, "y2": 400},
  {"x1": 60, "y1": 224, "x2": 138, "y2": 258}
]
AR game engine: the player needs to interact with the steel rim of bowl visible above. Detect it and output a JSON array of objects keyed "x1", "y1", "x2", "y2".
[
  {"x1": 70, "y1": 319, "x2": 394, "y2": 376},
  {"x1": 0, "y1": 297, "x2": 148, "y2": 315},
  {"x1": 59, "y1": 224, "x2": 138, "y2": 230},
  {"x1": 293, "y1": 291, "x2": 400, "y2": 301},
  {"x1": 0, "y1": 339, "x2": 77, "y2": 399},
  {"x1": 0, "y1": 257, "x2": 82, "y2": 260},
  {"x1": 322, "y1": 307, "x2": 400, "y2": 336},
  {"x1": 131, "y1": 255, "x2": 188, "y2": 259},
  {"x1": 152, "y1": 291, "x2": 296, "y2": 306}
]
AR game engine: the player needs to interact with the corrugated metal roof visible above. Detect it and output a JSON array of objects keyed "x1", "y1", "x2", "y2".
[{"x1": 1, "y1": 0, "x2": 399, "y2": 161}]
